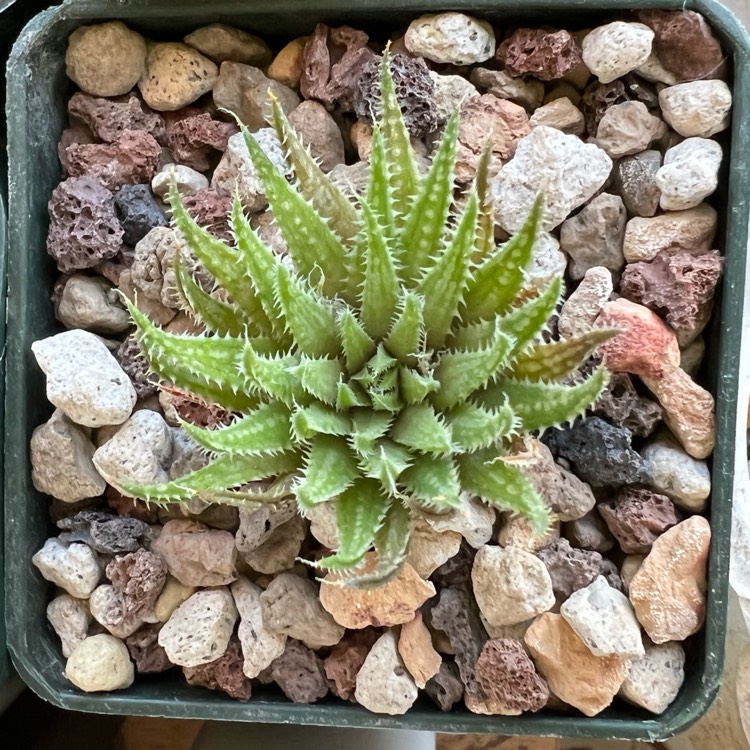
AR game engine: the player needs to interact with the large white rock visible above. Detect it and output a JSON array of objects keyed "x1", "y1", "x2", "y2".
[
  {"x1": 492, "y1": 126, "x2": 612, "y2": 232},
  {"x1": 231, "y1": 577, "x2": 287, "y2": 679},
  {"x1": 641, "y1": 434, "x2": 711, "y2": 512},
  {"x1": 620, "y1": 640, "x2": 685, "y2": 714},
  {"x1": 31, "y1": 409, "x2": 105, "y2": 502},
  {"x1": 405, "y1": 12, "x2": 495, "y2": 65},
  {"x1": 560, "y1": 576, "x2": 645, "y2": 658},
  {"x1": 656, "y1": 137, "x2": 722, "y2": 211},
  {"x1": 65, "y1": 634, "x2": 134, "y2": 692},
  {"x1": 158, "y1": 588, "x2": 238, "y2": 667},
  {"x1": 659, "y1": 80, "x2": 732, "y2": 138},
  {"x1": 32, "y1": 538, "x2": 103, "y2": 599},
  {"x1": 93, "y1": 409, "x2": 174, "y2": 489},
  {"x1": 47, "y1": 594, "x2": 92, "y2": 658},
  {"x1": 354, "y1": 630, "x2": 419, "y2": 715},
  {"x1": 472, "y1": 545, "x2": 555, "y2": 628},
  {"x1": 32, "y1": 330, "x2": 136, "y2": 427},
  {"x1": 582, "y1": 22, "x2": 654, "y2": 84}
]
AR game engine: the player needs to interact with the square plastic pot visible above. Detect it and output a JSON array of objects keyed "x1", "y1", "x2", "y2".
[{"x1": 4, "y1": 0, "x2": 749, "y2": 741}]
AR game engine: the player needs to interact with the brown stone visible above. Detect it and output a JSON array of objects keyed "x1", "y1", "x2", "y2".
[
  {"x1": 524, "y1": 613, "x2": 628, "y2": 716},
  {"x1": 287, "y1": 101, "x2": 345, "y2": 172},
  {"x1": 184, "y1": 638, "x2": 251, "y2": 700},
  {"x1": 502, "y1": 28, "x2": 583, "y2": 81},
  {"x1": 469, "y1": 638, "x2": 549, "y2": 715},
  {"x1": 426, "y1": 660, "x2": 465, "y2": 711},
  {"x1": 151, "y1": 519, "x2": 237, "y2": 587},
  {"x1": 324, "y1": 629, "x2": 380, "y2": 701},
  {"x1": 300, "y1": 24, "x2": 376, "y2": 108},
  {"x1": 598, "y1": 298, "x2": 680, "y2": 381},
  {"x1": 268, "y1": 639, "x2": 329, "y2": 704},
  {"x1": 65, "y1": 129, "x2": 161, "y2": 191},
  {"x1": 125, "y1": 623, "x2": 173, "y2": 673},
  {"x1": 598, "y1": 488, "x2": 681, "y2": 554},
  {"x1": 106, "y1": 548, "x2": 168, "y2": 619},
  {"x1": 456, "y1": 95, "x2": 530, "y2": 182},
  {"x1": 594, "y1": 372, "x2": 663, "y2": 438},
  {"x1": 69, "y1": 93, "x2": 165, "y2": 144},
  {"x1": 320, "y1": 560, "x2": 435, "y2": 629},
  {"x1": 180, "y1": 188, "x2": 233, "y2": 243},
  {"x1": 563, "y1": 510, "x2": 615, "y2": 554},
  {"x1": 166, "y1": 113, "x2": 237, "y2": 172},
  {"x1": 398, "y1": 612, "x2": 442, "y2": 689},
  {"x1": 638, "y1": 10, "x2": 727, "y2": 82},
  {"x1": 629, "y1": 515, "x2": 710, "y2": 643},
  {"x1": 406, "y1": 517, "x2": 463, "y2": 578},
  {"x1": 536, "y1": 538, "x2": 603, "y2": 598},
  {"x1": 620, "y1": 251, "x2": 723, "y2": 342}
]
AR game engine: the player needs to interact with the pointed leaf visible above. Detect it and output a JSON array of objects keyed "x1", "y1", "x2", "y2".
[
  {"x1": 241, "y1": 125, "x2": 353, "y2": 301},
  {"x1": 400, "y1": 454, "x2": 462, "y2": 511},
  {"x1": 336, "y1": 380, "x2": 370, "y2": 409},
  {"x1": 359, "y1": 199, "x2": 400, "y2": 340},
  {"x1": 384, "y1": 293, "x2": 425, "y2": 364},
  {"x1": 295, "y1": 435, "x2": 359, "y2": 509},
  {"x1": 459, "y1": 451, "x2": 551, "y2": 533},
  {"x1": 174, "y1": 254, "x2": 249, "y2": 337},
  {"x1": 339, "y1": 308, "x2": 376, "y2": 375},
  {"x1": 401, "y1": 111, "x2": 460, "y2": 282},
  {"x1": 316, "y1": 480, "x2": 391, "y2": 570},
  {"x1": 181, "y1": 402, "x2": 292, "y2": 456},
  {"x1": 447, "y1": 401, "x2": 517, "y2": 452},
  {"x1": 241, "y1": 347, "x2": 301, "y2": 406},
  {"x1": 473, "y1": 145, "x2": 495, "y2": 262},
  {"x1": 348, "y1": 501, "x2": 412, "y2": 589},
  {"x1": 449, "y1": 317, "x2": 496, "y2": 350},
  {"x1": 505, "y1": 328, "x2": 617, "y2": 382},
  {"x1": 275, "y1": 265, "x2": 341, "y2": 357},
  {"x1": 367, "y1": 124, "x2": 395, "y2": 235},
  {"x1": 379, "y1": 51, "x2": 419, "y2": 226},
  {"x1": 127, "y1": 300, "x2": 256, "y2": 411},
  {"x1": 391, "y1": 403, "x2": 453, "y2": 454},
  {"x1": 370, "y1": 389, "x2": 403, "y2": 413},
  {"x1": 358, "y1": 440, "x2": 412, "y2": 494},
  {"x1": 499, "y1": 277, "x2": 564, "y2": 355},
  {"x1": 271, "y1": 96, "x2": 359, "y2": 244},
  {"x1": 291, "y1": 403, "x2": 351, "y2": 442},
  {"x1": 487, "y1": 367, "x2": 610, "y2": 432},
  {"x1": 432, "y1": 324, "x2": 515, "y2": 411},
  {"x1": 418, "y1": 191, "x2": 479, "y2": 349},
  {"x1": 294, "y1": 357, "x2": 345, "y2": 406},
  {"x1": 117, "y1": 452, "x2": 300, "y2": 504},
  {"x1": 463, "y1": 194, "x2": 544, "y2": 321},
  {"x1": 399, "y1": 367, "x2": 440, "y2": 405},
  {"x1": 350, "y1": 410, "x2": 393, "y2": 454},
  {"x1": 167, "y1": 184, "x2": 273, "y2": 334}
]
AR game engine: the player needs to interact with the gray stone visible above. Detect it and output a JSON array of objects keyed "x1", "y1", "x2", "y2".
[
  {"x1": 47, "y1": 594, "x2": 92, "y2": 658},
  {"x1": 31, "y1": 409, "x2": 105, "y2": 502},
  {"x1": 32, "y1": 538, "x2": 103, "y2": 599},
  {"x1": 492, "y1": 126, "x2": 612, "y2": 233},
  {"x1": 659, "y1": 80, "x2": 732, "y2": 138},
  {"x1": 93, "y1": 410, "x2": 173, "y2": 489},
  {"x1": 242, "y1": 514, "x2": 307, "y2": 574},
  {"x1": 560, "y1": 193, "x2": 626, "y2": 280},
  {"x1": 582, "y1": 22, "x2": 654, "y2": 84},
  {"x1": 404, "y1": 12, "x2": 495, "y2": 65},
  {"x1": 429, "y1": 71, "x2": 479, "y2": 124},
  {"x1": 420, "y1": 493, "x2": 495, "y2": 548},
  {"x1": 472, "y1": 545, "x2": 555, "y2": 628},
  {"x1": 235, "y1": 499, "x2": 297, "y2": 555},
  {"x1": 536, "y1": 538, "x2": 603, "y2": 598},
  {"x1": 560, "y1": 576, "x2": 645, "y2": 658},
  {"x1": 158, "y1": 588, "x2": 238, "y2": 667},
  {"x1": 656, "y1": 137, "x2": 722, "y2": 211},
  {"x1": 288, "y1": 101, "x2": 345, "y2": 172},
  {"x1": 558, "y1": 267, "x2": 613, "y2": 339},
  {"x1": 528, "y1": 233, "x2": 567, "y2": 288},
  {"x1": 595, "y1": 102, "x2": 666, "y2": 158},
  {"x1": 641, "y1": 434, "x2": 711, "y2": 512},
  {"x1": 57, "y1": 275, "x2": 131, "y2": 334},
  {"x1": 564, "y1": 511, "x2": 615, "y2": 554},
  {"x1": 354, "y1": 630, "x2": 419, "y2": 715},
  {"x1": 64, "y1": 634, "x2": 134, "y2": 692},
  {"x1": 614, "y1": 150, "x2": 662, "y2": 218},
  {"x1": 32, "y1": 330, "x2": 136, "y2": 428},
  {"x1": 620, "y1": 640, "x2": 685, "y2": 714}
]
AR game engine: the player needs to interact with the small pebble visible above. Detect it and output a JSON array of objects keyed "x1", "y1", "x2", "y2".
[
  {"x1": 405, "y1": 13, "x2": 495, "y2": 65},
  {"x1": 659, "y1": 80, "x2": 732, "y2": 137},
  {"x1": 620, "y1": 640, "x2": 686, "y2": 714},
  {"x1": 582, "y1": 22, "x2": 654, "y2": 84},
  {"x1": 655, "y1": 137, "x2": 722, "y2": 211},
  {"x1": 65, "y1": 634, "x2": 135, "y2": 692},
  {"x1": 32, "y1": 538, "x2": 102, "y2": 599},
  {"x1": 151, "y1": 164, "x2": 208, "y2": 197}
]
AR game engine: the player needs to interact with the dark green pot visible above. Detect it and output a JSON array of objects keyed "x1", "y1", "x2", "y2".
[{"x1": 4, "y1": 0, "x2": 748, "y2": 740}]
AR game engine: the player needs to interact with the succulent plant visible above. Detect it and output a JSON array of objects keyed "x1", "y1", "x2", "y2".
[{"x1": 120, "y1": 53, "x2": 612, "y2": 586}]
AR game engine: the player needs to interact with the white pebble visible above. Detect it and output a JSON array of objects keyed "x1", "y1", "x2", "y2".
[
  {"x1": 659, "y1": 80, "x2": 732, "y2": 138},
  {"x1": 32, "y1": 538, "x2": 102, "y2": 599},
  {"x1": 405, "y1": 12, "x2": 495, "y2": 65},
  {"x1": 620, "y1": 641, "x2": 685, "y2": 714},
  {"x1": 152, "y1": 163, "x2": 209, "y2": 196},
  {"x1": 655, "y1": 137, "x2": 722, "y2": 211},
  {"x1": 65, "y1": 634, "x2": 134, "y2": 692},
  {"x1": 582, "y1": 22, "x2": 654, "y2": 84}
]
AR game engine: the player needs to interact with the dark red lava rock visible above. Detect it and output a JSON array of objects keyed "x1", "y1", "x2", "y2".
[
  {"x1": 324, "y1": 629, "x2": 381, "y2": 701},
  {"x1": 501, "y1": 28, "x2": 583, "y2": 80},
  {"x1": 126, "y1": 623, "x2": 173, "y2": 673},
  {"x1": 58, "y1": 125, "x2": 98, "y2": 173},
  {"x1": 166, "y1": 113, "x2": 238, "y2": 172},
  {"x1": 68, "y1": 92, "x2": 166, "y2": 144},
  {"x1": 581, "y1": 79, "x2": 628, "y2": 136},
  {"x1": 106, "y1": 548, "x2": 168, "y2": 619},
  {"x1": 598, "y1": 488, "x2": 681, "y2": 554},
  {"x1": 268, "y1": 639, "x2": 330, "y2": 704},
  {"x1": 180, "y1": 188, "x2": 233, "y2": 242},
  {"x1": 47, "y1": 176, "x2": 123, "y2": 272},
  {"x1": 116, "y1": 336, "x2": 159, "y2": 399},
  {"x1": 638, "y1": 9, "x2": 727, "y2": 82},
  {"x1": 474, "y1": 638, "x2": 549, "y2": 713},
  {"x1": 184, "y1": 639, "x2": 252, "y2": 700},
  {"x1": 65, "y1": 129, "x2": 161, "y2": 190},
  {"x1": 536, "y1": 538, "x2": 602, "y2": 598}
]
